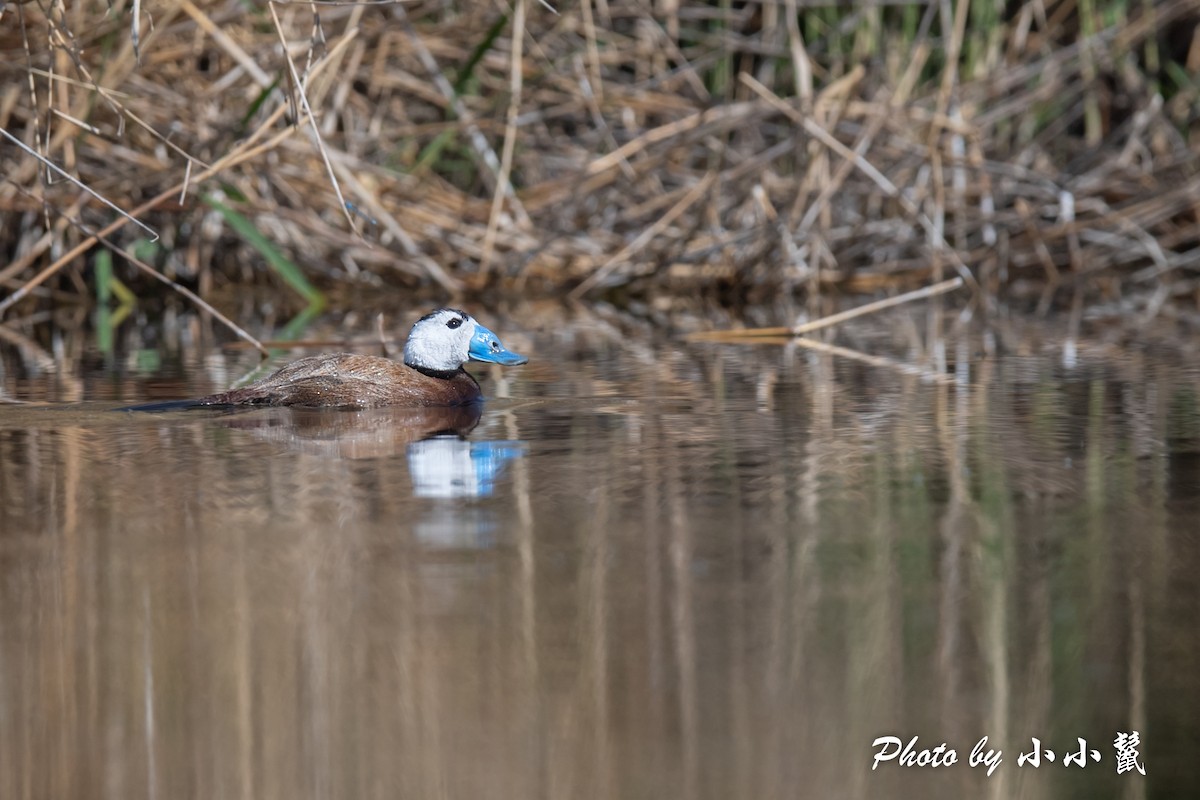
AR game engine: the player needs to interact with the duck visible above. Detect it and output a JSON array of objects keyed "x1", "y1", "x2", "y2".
[{"x1": 128, "y1": 308, "x2": 527, "y2": 410}]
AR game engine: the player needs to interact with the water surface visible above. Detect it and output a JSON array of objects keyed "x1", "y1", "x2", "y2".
[{"x1": 1, "y1": 307, "x2": 1197, "y2": 799}]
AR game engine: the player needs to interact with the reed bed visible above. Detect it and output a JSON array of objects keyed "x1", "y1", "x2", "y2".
[{"x1": 1, "y1": 0, "x2": 1198, "y2": 326}]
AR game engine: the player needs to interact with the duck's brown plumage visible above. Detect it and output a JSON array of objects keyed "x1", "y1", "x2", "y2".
[
  {"x1": 121, "y1": 309, "x2": 525, "y2": 412},
  {"x1": 197, "y1": 353, "x2": 483, "y2": 409}
]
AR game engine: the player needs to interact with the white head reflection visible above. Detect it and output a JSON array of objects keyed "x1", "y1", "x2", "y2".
[{"x1": 407, "y1": 436, "x2": 525, "y2": 500}]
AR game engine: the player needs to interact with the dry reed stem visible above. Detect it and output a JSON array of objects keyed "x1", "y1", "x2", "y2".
[
  {"x1": 783, "y1": 0, "x2": 812, "y2": 103},
  {"x1": 393, "y1": 2, "x2": 529, "y2": 228},
  {"x1": 0, "y1": 322, "x2": 57, "y2": 374},
  {"x1": 688, "y1": 276, "x2": 964, "y2": 340},
  {"x1": 792, "y1": 336, "x2": 956, "y2": 384},
  {"x1": 1, "y1": 127, "x2": 159, "y2": 241},
  {"x1": 327, "y1": 158, "x2": 461, "y2": 291},
  {"x1": 179, "y1": 0, "x2": 274, "y2": 88},
  {"x1": 479, "y1": 0, "x2": 527, "y2": 277},
  {"x1": 267, "y1": 1, "x2": 358, "y2": 237}
]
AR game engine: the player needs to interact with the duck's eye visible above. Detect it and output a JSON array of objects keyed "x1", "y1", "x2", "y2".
[
  {"x1": 445, "y1": 318, "x2": 463, "y2": 330},
  {"x1": 491, "y1": 340, "x2": 500, "y2": 351}
]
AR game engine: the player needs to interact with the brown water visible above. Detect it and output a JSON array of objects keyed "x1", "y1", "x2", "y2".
[{"x1": 1, "y1": 306, "x2": 1198, "y2": 799}]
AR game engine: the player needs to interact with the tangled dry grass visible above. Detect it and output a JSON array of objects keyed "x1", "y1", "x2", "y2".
[{"x1": 1, "y1": 0, "x2": 1198, "y2": 327}]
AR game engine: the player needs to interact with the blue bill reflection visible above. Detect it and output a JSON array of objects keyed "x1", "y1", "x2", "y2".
[{"x1": 407, "y1": 436, "x2": 526, "y2": 499}]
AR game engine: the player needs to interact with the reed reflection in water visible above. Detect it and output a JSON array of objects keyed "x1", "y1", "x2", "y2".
[{"x1": 0, "y1": 321, "x2": 1198, "y2": 800}]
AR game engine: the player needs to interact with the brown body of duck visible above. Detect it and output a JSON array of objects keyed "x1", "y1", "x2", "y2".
[
  {"x1": 125, "y1": 309, "x2": 527, "y2": 411},
  {"x1": 197, "y1": 353, "x2": 486, "y2": 409}
]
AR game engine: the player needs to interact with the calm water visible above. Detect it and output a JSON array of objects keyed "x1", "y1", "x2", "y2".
[{"x1": 1, "y1": 305, "x2": 1198, "y2": 799}]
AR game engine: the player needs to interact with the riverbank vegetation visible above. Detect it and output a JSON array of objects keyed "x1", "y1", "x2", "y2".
[{"x1": 1, "y1": 0, "x2": 1198, "y2": 330}]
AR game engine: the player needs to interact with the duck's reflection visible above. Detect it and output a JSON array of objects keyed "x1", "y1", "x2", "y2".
[
  {"x1": 215, "y1": 404, "x2": 485, "y2": 458},
  {"x1": 407, "y1": 436, "x2": 526, "y2": 499},
  {"x1": 209, "y1": 403, "x2": 526, "y2": 500}
]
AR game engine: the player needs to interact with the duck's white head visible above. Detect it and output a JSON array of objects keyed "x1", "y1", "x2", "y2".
[{"x1": 403, "y1": 308, "x2": 528, "y2": 373}]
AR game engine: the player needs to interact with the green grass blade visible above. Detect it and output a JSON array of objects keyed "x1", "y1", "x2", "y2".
[
  {"x1": 454, "y1": 13, "x2": 508, "y2": 96},
  {"x1": 94, "y1": 249, "x2": 114, "y2": 355},
  {"x1": 279, "y1": 302, "x2": 325, "y2": 341},
  {"x1": 412, "y1": 12, "x2": 508, "y2": 174},
  {"x1": 241, "y1": 78, "x2": 280, "y2": 130},
  {"x1": 202, "y1": 194, "x2": 326, "y2": 309}
]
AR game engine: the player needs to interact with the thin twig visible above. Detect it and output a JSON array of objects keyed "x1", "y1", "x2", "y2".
[
  {"x1": 792, "y1": 336, "x2": 955, "y2": 383},
  {"x1": 91, "y1": 231, "x2": 269, "y2": 357},
  {"x1": 0, "y1": 126, "x2": 159, "y2": 241},
  {"x1": 687, "y1": 277, "x2": 965, "y2": 340}
]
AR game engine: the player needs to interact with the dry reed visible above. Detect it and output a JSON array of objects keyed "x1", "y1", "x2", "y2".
[{"x1": 1, "y1": 0, "x2": 1198, "y2": 327}]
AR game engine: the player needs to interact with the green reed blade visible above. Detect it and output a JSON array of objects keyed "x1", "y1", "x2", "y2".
[
  {"x1": 202, "y1": 194, "x2": 326, "y2": 309},
  {"x1": 413, "y1": 12, "x2": 508, "y2": 175}
]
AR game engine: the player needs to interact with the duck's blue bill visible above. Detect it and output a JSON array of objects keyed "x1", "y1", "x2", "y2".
[{"x1": 468, "y1": 324, "x2": 528, "y2": 365}]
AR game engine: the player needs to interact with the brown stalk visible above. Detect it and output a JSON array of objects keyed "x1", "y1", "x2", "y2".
[
  {"x1": 688, "y1": 277, "x2": 965, "y2": 341},
  {"x1": 479, "y1": 0, "x2": 527, "y2": 278}
]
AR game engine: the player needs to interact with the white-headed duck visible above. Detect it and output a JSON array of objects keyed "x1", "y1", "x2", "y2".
[{"x1": 135, "y1": 309, "x2": 527, "y2": 410}]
